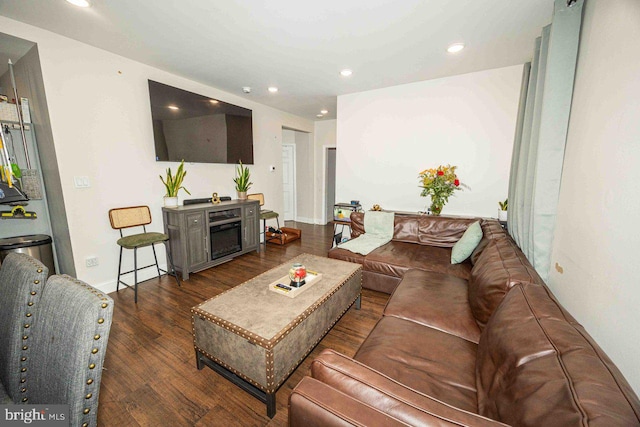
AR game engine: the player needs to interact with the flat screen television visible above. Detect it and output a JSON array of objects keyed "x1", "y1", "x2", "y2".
[{"x1": 148, "y1": 80, "x2": 254, "y2": 164}]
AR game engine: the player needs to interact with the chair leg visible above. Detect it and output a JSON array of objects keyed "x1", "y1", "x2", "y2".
[
  {"x1": 117, "y1": 246, "x2": 123, "y2": 292},
  {"x1": 262, "y1": 218, "x2": 267, "y2": 251},
  {"x1": 165, "y1": 242, "x2": 181, "y2": 287},
  {"x1": 133, "y1": 247, "x2": 138, "y2": 304},
  {"x1": 151, "y1": 243, "x2": 161, "y2": 278}
]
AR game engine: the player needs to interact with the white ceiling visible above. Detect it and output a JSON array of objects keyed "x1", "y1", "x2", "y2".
[{"x1": 0, "y1": 0, "x2": 554, "y2": 120}]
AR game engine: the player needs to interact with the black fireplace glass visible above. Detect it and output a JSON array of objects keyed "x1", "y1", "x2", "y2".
[{"x1": 210, "y1": 222, "x2": 242, "y2": 260}]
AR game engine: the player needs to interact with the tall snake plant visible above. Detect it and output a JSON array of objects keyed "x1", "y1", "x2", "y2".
[{"x1": 160, "y1": 160, "x2": 191, "y2": 197}]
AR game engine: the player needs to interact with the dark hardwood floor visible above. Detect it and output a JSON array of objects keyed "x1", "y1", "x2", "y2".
[{"x1": 98, "y1": 221, "x2": 388, "y2": 426}]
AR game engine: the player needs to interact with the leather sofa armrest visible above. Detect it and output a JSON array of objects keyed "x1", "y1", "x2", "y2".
[
  {"x1": 289, "y1": 377, "x2": 409, "y2": 427},
  {"x1": 350, "y1": 211, "x2": 365, "y2": 238},
  {"x1": 310, "y1": 349, "x2": 509, "y2": 427}
]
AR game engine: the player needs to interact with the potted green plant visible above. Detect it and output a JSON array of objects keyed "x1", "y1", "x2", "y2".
[
  {"x1": 498, "y1": 198, "x2": 508, "y2": 221},
  {"x1": 160, "y1": 160, "x2": 191, "y2": 207},
  {"x1": 233, "y1": 161, "x2": 252, "y2": 200}
]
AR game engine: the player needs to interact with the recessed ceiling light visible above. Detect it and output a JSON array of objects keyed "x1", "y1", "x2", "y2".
[
  {"x1": 268, "y1": 87, "x2": 278, "y2": 93},
  {"x1": 320, "y1": 109, "x2": 328, "y2": 114},
  {"x1": 340, "y1": 69, "x2": 353, "y2": 77},
  {"x1": 209, "y1": 99, "x2": 219, "y2": 104},
  {"x1": 167, "y1": 105, "x2": 179, "y2": 110},
  {"x1": 66, "y1": 0, "x2": 90, "y2": 7},
  {"x1": 316, "y1": 114, "x2": 324, "y2": 118},
  {"x1": 447, "y1": 43, "x2": 465, "y2": 53},
  {"x1": 242, "y1": 87, "x2": 251, "y2": 94}
]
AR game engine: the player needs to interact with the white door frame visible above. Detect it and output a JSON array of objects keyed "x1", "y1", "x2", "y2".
[
  {"x1": 321, "y1": 145, "x2": 336, "y2": 224},
  {"x1": 282, "y1": 143, "x2": 297, "y2": 221}
]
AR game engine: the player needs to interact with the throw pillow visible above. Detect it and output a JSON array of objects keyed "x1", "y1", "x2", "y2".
[{"x1": 451, "y1": 221, "x2": 483, "y2": 264}]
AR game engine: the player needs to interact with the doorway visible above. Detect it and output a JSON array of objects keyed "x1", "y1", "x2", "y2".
[
  {"x1": 324, "y1": 147, "x2": 336, "y2": 224},
  {"x1": 282, "y1": 144, "x2": 296, "y2": 221}
]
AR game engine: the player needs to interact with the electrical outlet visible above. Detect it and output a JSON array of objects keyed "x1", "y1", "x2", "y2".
[{"x1": 85, "y1": 256, "x2": 99, "y2": 267}]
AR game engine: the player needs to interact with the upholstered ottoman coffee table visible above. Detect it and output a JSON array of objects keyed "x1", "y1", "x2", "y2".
[{"x1": 191, "y1": 253, "x2": 362, "y2": 418}]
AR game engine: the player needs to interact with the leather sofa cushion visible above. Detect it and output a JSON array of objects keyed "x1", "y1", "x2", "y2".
[
  {"x1": 361, "y1": 271, "x2": 401, "y2": 294},
  {"x1": 309, "y1": 349, "x2": 508, "y2": 427},
  {"x1": 327, "y1": 247, "x2": 365, "y2": 265},
  {"x1": 470, "y1": 219, "x2": 508, "y2": 265},
  {"x1": 330, "y1": 241, "x2": 471, "y2": 281},
  {"x1": 289, "y1": 377, "x2": 412, "y2": 427},
  {"x1": 354, "y1": 316, "x2": 478, "y2": 413},
  {"x1": 383, "y1": 269, "x2": 481, "y2": 344},
  {"x1": 416, "y1": 215, "x2": 479, "y2": 247},
  {"x1": 476, "y1": 284, "x2": 640, "y2": 427},
  {"x1": 364, "y1": 241, "x2": 472, "y2": 280},
  {"x1": 468, "y1": 238, "x2": 542, "y2": 328}
]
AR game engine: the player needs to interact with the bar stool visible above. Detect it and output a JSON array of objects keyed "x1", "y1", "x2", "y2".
[
  {"x1": 247, "y1": 193, "x2": 280, "y2": 250},
  {"x1": 108, "y1": 206, "x2": 180, "y2": 303}
]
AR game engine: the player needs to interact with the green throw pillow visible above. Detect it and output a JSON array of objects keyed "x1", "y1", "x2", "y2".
[{"x1": 451, "y1": 221, "x2": 483, "y2": 264}]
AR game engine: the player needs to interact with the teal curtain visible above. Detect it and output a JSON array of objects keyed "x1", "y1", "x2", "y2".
[{"x1": 508, "y1": 0, "x2": 584, "y2": 281}]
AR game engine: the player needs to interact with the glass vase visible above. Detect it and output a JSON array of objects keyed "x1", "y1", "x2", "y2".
[
  {"x1": 429, "y1": 201, "x2": 444, "y2": 216},
  {"x1": 288, "y1": 262, "x2": 307, "y2": 287}
]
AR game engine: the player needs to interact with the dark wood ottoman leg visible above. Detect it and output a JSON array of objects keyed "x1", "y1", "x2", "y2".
[
  {"x1": 266, "y1": 392, "x2": 276, "y2": 418},
  {"x1": 195, "y1": 349, "x2": 204, "y2": 370}
]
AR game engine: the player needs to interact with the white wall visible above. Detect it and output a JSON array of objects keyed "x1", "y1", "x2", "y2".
[
  {"x1": 336, "y1": 65, "x2": 523, "y2": 217},
  {"x1": 314, "y1": 120, "x2": 337, "y2": 223},
  {"x1": 548, "y1": 0, "x2": 640, "y2": 394},
  {"x1": 0, "y1": 16, "x2": 314, "y2": 293}
]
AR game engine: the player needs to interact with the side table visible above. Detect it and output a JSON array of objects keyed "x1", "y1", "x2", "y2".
[
  {"x1": 333, "y1": 202, "x2": 362, "y2": 221},
  {"x1": 332, "y1": 219, "x2": 352, "y2": 248},
  {"x1": 332, "y1": 202, "x2": 362, "y2": 248}
]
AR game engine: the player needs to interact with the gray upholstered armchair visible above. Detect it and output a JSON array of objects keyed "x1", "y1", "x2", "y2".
[
  {"x1": 0, "y1": 253, "x2": 49, "y2": 403},
  {"x1": 0, "y1": 253, "x2": 114, "y2": 427}
]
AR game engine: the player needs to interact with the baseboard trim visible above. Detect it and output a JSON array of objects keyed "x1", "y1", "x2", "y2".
[
  {"x1": 295, "y1": 216, "x2": 315, "y2": 224},
  {"x1": 93, "y1": 263, "x2": 169, "y2": 295}
]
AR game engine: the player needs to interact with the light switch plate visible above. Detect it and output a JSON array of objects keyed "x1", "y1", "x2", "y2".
[{"x1": 74, "y1": 176, "x2": 91, "y2": 188}]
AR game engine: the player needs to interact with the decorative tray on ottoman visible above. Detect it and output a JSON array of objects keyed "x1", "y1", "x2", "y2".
[
  {"x1": 266, "y1": 227, "x2": 302, "y2": 245},
  {"x1": 268, "y1": 271, "x2": 322, "y2": 298}
]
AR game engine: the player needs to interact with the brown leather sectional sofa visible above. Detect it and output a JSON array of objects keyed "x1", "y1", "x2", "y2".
[{"x1": 289, "y1": 213, "x2": 640, "y2": 426}]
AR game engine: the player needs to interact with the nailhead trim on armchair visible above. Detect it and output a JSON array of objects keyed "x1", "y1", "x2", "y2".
[
  {"x1": 0, "y1": 253, "x2": 49, "y2": 403},
  {"x1": 25, "y1": 274, "x2": 114, "y2": 427}
]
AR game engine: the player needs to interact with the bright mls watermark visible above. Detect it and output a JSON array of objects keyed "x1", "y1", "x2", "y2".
[{"x1": 1, "y1": 405, "x2": 68, "y2": 426}]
